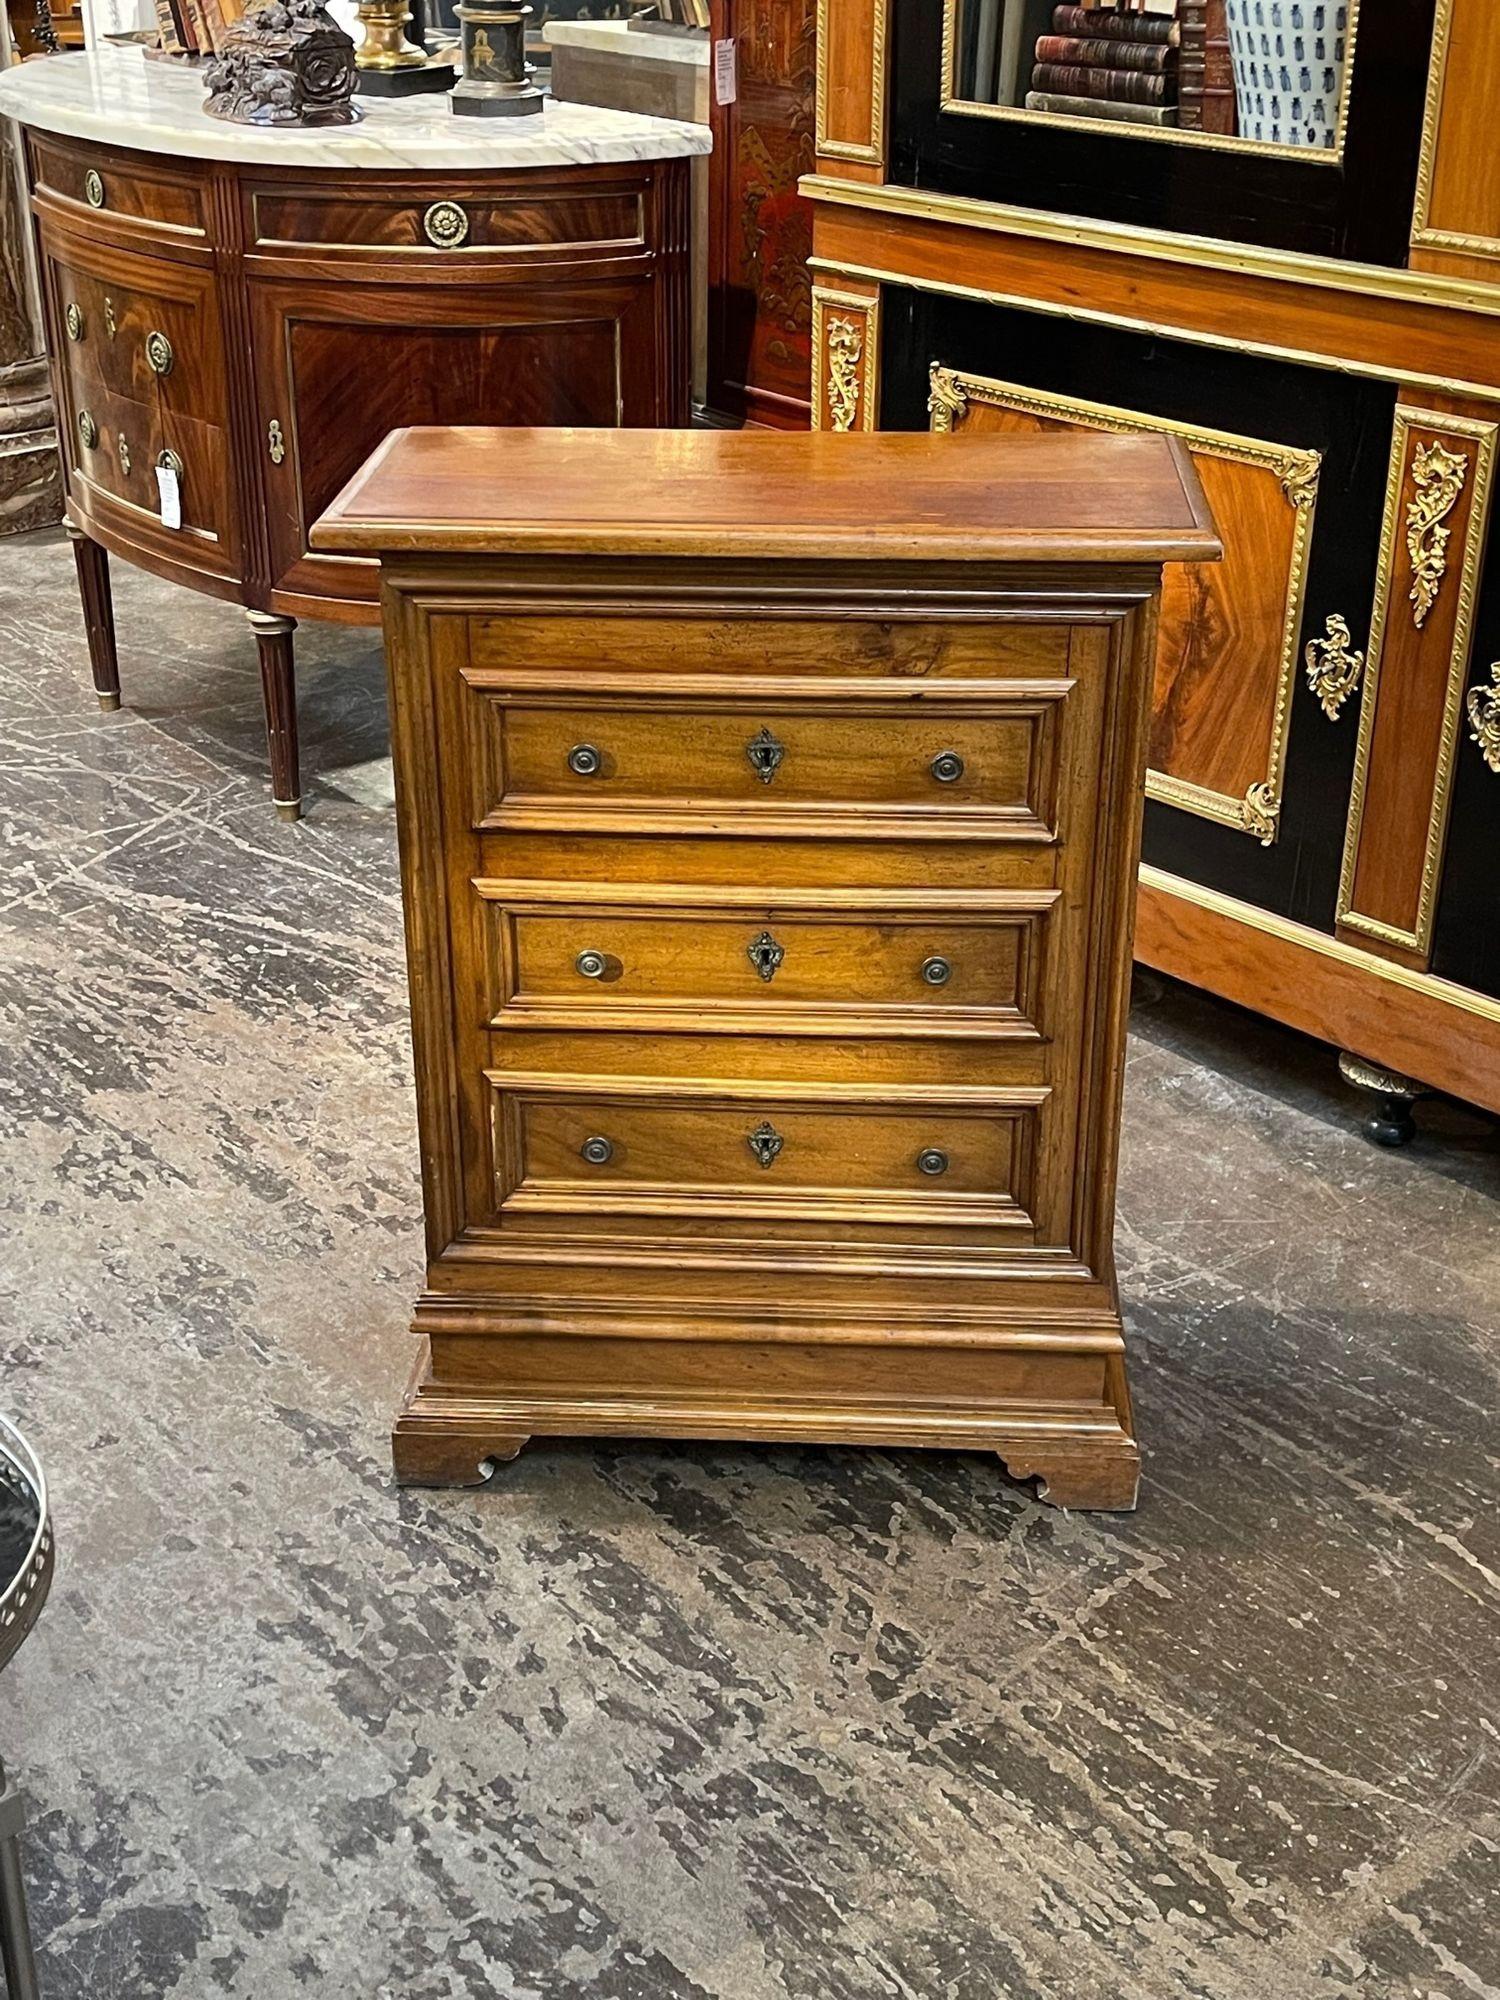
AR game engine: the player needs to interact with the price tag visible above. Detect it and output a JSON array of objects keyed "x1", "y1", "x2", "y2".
[
  {"x1": 155, "y1": 460, "x2": 182, "y2": 531},
  {"x1": 713, "y1": 36, "x2": 736, "y2": 105}
]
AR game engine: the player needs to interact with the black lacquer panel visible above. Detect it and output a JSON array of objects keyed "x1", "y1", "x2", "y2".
[
  {"x1": 880, "y1": 284, "x2": 1397, "y2": 927},
  {"x1": 890, "y1": 0, "x2": 1435, "y2": 265}
]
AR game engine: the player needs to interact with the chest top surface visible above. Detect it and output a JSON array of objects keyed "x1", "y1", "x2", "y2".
[{"x1": 312, "y1": 426, "x2": 1220, "y2": 567}]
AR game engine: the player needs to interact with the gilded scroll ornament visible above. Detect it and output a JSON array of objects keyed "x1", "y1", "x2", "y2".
[
  {"x1": 1303, "y1": 612, "x2": 1365, "y2": 720},
  {"x1": 825, "y1": 315, "x2": 863, "y2": 432},
  {"x1": 927, "y1": 365, "x2": 969, "y2": 430},
  {"x1": 1467, "y1": 662, "x2": 1500, "y2": 775},
  {"x1": 1242, "y1": 781, "x2": 1280, "y2": 845},
  {"x1": 1405, "y1": 438, "x2": 1468, "y2": 627}
]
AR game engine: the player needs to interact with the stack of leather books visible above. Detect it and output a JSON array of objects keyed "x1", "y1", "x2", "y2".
[{"x1": 1025, "y1": 3, "x2": 1181, "y2": 128}]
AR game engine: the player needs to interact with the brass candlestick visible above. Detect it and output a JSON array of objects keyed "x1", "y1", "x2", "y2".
[
  {"x1": 353, "y1": 0, "x2": 455, "y2": 93},
  {"x1": 450, "y1": 0, "x2": 543, "y2": 117}
]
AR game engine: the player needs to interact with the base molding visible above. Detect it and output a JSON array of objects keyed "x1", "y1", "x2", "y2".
[
  {"x1": 390, "y1": 1349, "x2": 1140, "y2": 1509},
  {"x1": 1136, "y1": 865, "x2": 1500, "y2": 1114}
]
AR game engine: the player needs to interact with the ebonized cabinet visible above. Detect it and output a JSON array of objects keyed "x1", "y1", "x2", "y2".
[{"x1": 805, "y1": 0, "x2": 1500, "y2": 1130}]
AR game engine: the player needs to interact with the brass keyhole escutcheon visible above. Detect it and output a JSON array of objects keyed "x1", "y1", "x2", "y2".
[
  {"x1": 118, "y1": 435, "x2": 132, "y2": 478},
  {"x1": 145, "y1": 330, "x2": 173, "y2": 377},
  {"x1": 917, "y1": 1148, "x2": 949, "y2": 1177},
  {"x1": 267, "y1": 419, "x2": 286, "y2": 466},
  {"x1": 83, "y1": 169, "x2": 105, "y2": 208},
  {"x1": 103, "y1": 297, "x2": 117, "y2": 340},
  {"x1": 580, "y1": 1135, "x2": 614, "y2": 1166},
  {"x1": 77, "y1": 409, "x2": 98, "y2": 451},
  {"x1": 65, "y1": 302, "x2": 84, "y2": 342},
  {"x1": 746, "y1": 931, "x2": 784, "y2": 982},
  {"x1": 747, "y1": 1121, "x2": 784, "y2": 1169},
  {"x1": 930, "y1": 749, "x2": 965, "y2": 784},
  {"x1": 423, "y1": 201, "x2": 470, "y2": 249}
]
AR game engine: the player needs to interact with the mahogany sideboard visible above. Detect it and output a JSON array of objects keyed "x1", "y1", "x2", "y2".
[
  {"x1": 0, "y1": 46, "x2": 705, "y2": 818},
  {"x1": 313, "y1": 424, "x2": 1218, "y2": 1509}
]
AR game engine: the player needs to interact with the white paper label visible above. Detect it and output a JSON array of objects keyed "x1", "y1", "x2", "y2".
[
  {"x1": 713, "y1": 37, "x2": 736, "y2": 105},
  {"x1": 155, "y1": 462, "x2": 182, "y2": 531}
]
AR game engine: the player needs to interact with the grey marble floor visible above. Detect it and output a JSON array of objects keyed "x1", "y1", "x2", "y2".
[{"x1": 1, "y1": 529, "x2": 1497, "y2": 2000}]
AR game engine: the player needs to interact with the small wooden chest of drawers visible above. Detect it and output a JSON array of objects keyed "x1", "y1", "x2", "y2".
[{"x1": 314, "y1": 426, "x2": 1218, "y2": 1510}]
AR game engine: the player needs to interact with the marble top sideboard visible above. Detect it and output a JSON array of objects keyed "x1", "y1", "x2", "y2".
[{"x1": 0, "y1": 43, "x2": 711, "y2": 170}]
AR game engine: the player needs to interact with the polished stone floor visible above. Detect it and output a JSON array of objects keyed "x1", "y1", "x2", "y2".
[{"x1": 1, "y1": 529, "x2": 1497, "y2": 2000}]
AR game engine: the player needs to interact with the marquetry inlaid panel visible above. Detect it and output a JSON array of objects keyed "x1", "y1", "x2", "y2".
[{"x1": 929, "y1": 365, "x2": 1318, "y2": 844}]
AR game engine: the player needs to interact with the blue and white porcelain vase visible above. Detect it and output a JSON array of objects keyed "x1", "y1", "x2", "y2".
[{"x1": 1223, "y1": 0, "x2": 1348, "y2": 148}]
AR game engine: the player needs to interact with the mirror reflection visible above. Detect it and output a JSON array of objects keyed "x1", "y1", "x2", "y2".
[{"x1": 949, "y1": 0, "x2": 1353, "y2": 150}]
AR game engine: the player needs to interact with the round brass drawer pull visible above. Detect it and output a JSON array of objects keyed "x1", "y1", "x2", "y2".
[
  {"x1": 580, "y1": 1135, "x2": 614, "y2": 1166},
  {"x1": 77, "y1": 409, "x2": 98, "y2": 451},
  {"x1": 423, "y1": 201, "x2": 470, "y2": 249},
  {"x1": 921, "y1": 956, "x2": 952, "y2": 986},
  {"x1": 575, "y1": 950, "x2": 608, "y2": 980},
  {"x1": 917, "y1": 1148, "x2": 949, "y2": 1176},
  {"x1": 567, "y1": 742, "x2": 602, "y2": 777},
  {"x1": 145, "y1": 330, "x2": 173, "y2": 377},
  {"x1": 157, "y1": 447, "x2": 184, "y2": 479},
  {"x1": 65, "y1": 302, "x2": 84, "y2": 342},
  {"x1": 930, "y1": 750, "x2": 965, "y2": 784},
  {"x1": 83, "y1": 169, "x2": 105, "y2": 208}
]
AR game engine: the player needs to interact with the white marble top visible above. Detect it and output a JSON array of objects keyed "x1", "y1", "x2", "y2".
[
  {"x1": 545, "y1": 20, "x2": 710, "y2": 69},
  {"x1": 0, "y1": 44, "x2": 711, "y2": 170}
]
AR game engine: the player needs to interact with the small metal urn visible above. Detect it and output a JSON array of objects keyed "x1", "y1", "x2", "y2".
[{"x1": 450, "y1": 0, "x2": 544, "y2": 117}]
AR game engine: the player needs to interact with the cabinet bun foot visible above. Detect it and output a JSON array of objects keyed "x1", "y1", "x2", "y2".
[{"x1": 995, "y1": 1441, "x2": 1141, "y2": 1512}]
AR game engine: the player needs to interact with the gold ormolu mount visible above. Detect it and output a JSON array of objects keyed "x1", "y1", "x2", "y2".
[{"x1": 451, "y1": 0, "x2": 544, "y2": 117}]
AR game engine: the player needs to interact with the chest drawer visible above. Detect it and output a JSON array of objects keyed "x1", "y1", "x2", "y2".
[
  {"x1": 481, "y1": 884, "x2": 1057, "y2": 1039},
  {"x1": 490, "y1": 1076, "x2": 1046, "y2": 1232},
  {"x1": 467, "y1": 680, "x2": 1071, "y2": 840}
]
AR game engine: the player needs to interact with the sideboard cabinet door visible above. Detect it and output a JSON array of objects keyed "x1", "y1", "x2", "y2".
[{"x1": 249, "y1": 276, "x2": 663, "y2": 611}]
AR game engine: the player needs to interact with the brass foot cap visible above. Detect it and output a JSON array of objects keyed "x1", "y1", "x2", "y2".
[
  {"x1": 274, "y1": 798, "x2": 303, "y2": 823},
  {"x1": 97, "y1": 693, "x2": 121, "y2": 712}
]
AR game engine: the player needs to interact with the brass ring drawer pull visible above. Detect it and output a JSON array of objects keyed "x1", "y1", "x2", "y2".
[
  {"x1": 575, "y1": 950, "x2": 608, "y2": 980},
  {"x1": 930, "y1": 749, "x2": 965, "y2": 784},
  {"x1": 917, "y1": 1148, "x2": 949, "y2": 1176},
  {"x1": 423, "y1": 201, "x2": 470, "y2": 248},
  {"x1": 580, "y1": 1135, "x2": 614, "y2": 1165},
  {"x1": 157, "y1": 447, "x2": 184, "y2": 479},
  {"x1": 145, "y1": 330, "x2": 174, "y2": 376},
  {"x1": 746, "y1": 930, "x2": 784, "y2": 981},
  {"x1": 921, "y1": 956, "x2": 952, "y2": 986},
  {"x1": 745, "y1": 726, "x2": 785, "y2": 784},
  {"x1": 747, "y1": 1121, "x2": 784, "y2": 1169},
  {"x1": 83, "y1": 169, "x2": 105, "y2": 208},
  {"x1": 567, "y1": 742, "x2": 602, "y2": 777}
]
